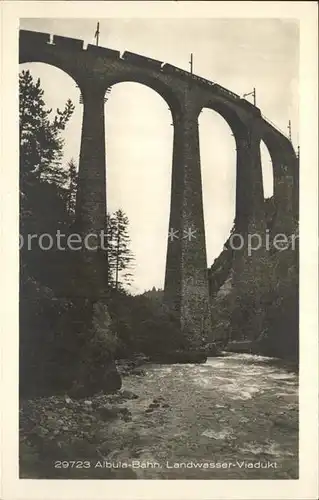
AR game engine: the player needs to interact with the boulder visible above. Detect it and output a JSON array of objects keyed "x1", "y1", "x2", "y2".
[
  {"x1": 119, "y1": 389, "x2": 139, "y2": 400},
  {"x1": 97, "y1": 361, "x2": 122, "y2": 394},
  {"x1": 132, "y1": 353, "x2": 149, "y2": 364},
  {"x1": 148, "y1": 402, "x2": 160, "y2": 409},
  {"x1": 201, "y1": 342, "x2": 220, "y2": 357},
  {"x1": 97, "y1": 405, "x2": 121, "y2": 421},
  {"x1": 131, "y1": 368, "x2": 146, "y2": 376},
  {"x1": 115, "y1": 353, "x2": 149, "y2": 376},
  {"x1": 69, "y1": 360, "x2": 121, "y2": 399}
]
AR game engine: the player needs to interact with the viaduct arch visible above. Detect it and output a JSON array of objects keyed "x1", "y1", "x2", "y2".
[{"x1": 19, "y1": 29, "x2": 299, "y2": 348}]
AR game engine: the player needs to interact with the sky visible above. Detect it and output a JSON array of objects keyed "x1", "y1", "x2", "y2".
[{"x1": 20, "y1": 18, "x2": 299, "y2": 294}]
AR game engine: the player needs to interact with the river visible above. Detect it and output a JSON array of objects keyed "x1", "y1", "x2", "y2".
[{"x1": 103, "y1": 353, "x2": 298, "y2": 479}]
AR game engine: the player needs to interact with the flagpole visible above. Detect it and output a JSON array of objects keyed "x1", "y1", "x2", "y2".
[
  {"x1": 95, "y1": 22, "x2": 100, "y2": 46},
  {"x1": 189, "y1": 53, "x2": 193, "y2": 74}
]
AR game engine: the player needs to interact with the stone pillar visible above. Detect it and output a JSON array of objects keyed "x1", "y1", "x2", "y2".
[
  {"x1": 232, "y1": 121, "x2": 267, "y2": 341},
  {"x1": 164, "y1": 105, "x2": 211, "y2": 348},
  {"x1": 235, "y1": 123, "x2": 265, "y2": 234},
  {"x1": 271, "y1": 147, "x2": 298, "y2": 235},
  {"x1": 75, "y1": 84, "x2": 107, "y2": 299},
  {"x1": 71, "y1": 83, "x2": 121, "y2": 396}
]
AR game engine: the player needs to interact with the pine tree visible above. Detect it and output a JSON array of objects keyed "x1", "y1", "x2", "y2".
[
  {"x1": 65, "y1": 158, "x2": 78, "y2": 217},
  {"x1": 107, "y1": 209, "x2": 135, "y2": 291},
  {"x1": 19, "y1": 69, "x2": 76, "y2": 290},
  {"x1": 19, "y1": 69, "x2": 75, "y2": 190}
]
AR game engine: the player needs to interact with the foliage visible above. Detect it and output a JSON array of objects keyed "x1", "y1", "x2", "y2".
[
  {"x1": 19, "y1": 70, "x2": 77, "y2": 293},
  {"x1": 19, "y1": 69, "x2": 121, "y2": 397},
  {"x1": 142, "y1": 287, "x2": 164, "y2": 304},
  {"x1": 89, "y1": 302, "x2": 120, "y2": 358},
  {"x1": 106, "y1": 209, "x2": 135, "y2": 291},
  {"x1": 65, "y1": 158, "x2": 78, "y2": 218},
  {"x1": 20, "y1": 69, "x2": 74, "y2": 189},
  {"x1": 107, "y1": 289, "x2": 185, "y2": 358}
]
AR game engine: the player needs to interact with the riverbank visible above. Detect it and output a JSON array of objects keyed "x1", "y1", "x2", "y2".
[
  {"x1": 19, "y1": 388, "x2": 142, "y2": 479},
  {"x1": 19, "y1": 353, "x2": 298, "y2": 479}
]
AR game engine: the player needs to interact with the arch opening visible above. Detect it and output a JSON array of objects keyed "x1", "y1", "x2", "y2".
[
  {"x1": 105, "y1": 74, "x2": 183, "y2": 120},
  {"x1": 260, "y1": 140, "x2": 274, "y2": 199},
  {"x1": 198, "y1": 107, "x2": 237, "y2": 269},
  {"x1": 104, "y1": 81, "x2": 174, "y2": 295}
]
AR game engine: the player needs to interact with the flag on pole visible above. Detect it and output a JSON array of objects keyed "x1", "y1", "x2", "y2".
[{"x1": 94, "y1": 22, "x2": 100, "y2": 45}]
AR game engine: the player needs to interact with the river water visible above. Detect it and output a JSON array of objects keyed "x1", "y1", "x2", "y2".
[{"x1": 104, "y1": 353, "x2": 298, "y2": 479}]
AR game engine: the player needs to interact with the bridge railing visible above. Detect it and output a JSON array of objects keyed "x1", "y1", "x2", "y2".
[
  {"x1": 261, "y1": 114, "x2": 291, "y2": 141},
  {"x1": 262, "y1": 114, "x2": 299, "y2": 157}
]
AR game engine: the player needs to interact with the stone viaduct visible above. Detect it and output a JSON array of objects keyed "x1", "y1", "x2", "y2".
[{"x1": 19, "y1": 29, "x2": 299, "y2": 348}]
